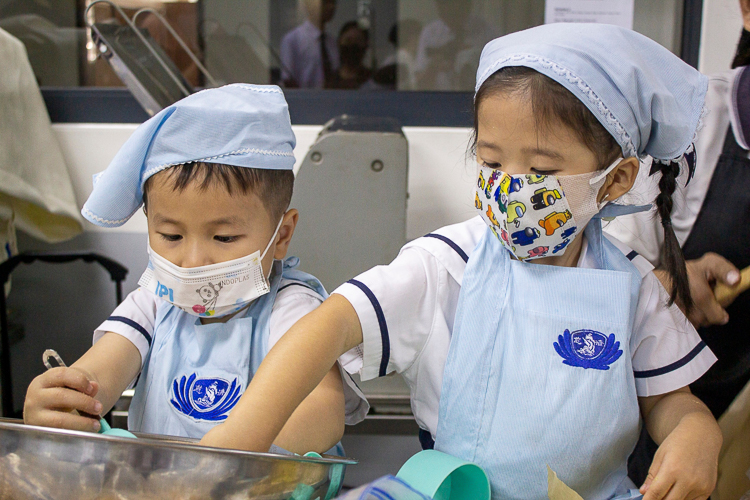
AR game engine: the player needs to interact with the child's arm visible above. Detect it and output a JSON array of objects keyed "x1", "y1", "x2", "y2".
[
  {"x1": 270, "y1": 364, "x2": 345, "y2": 454},
  {"x1": 638, "y1": 387, "x2": 721, "y2": 500},
  {"x1": 24, "y1": 333, "x2": 141, "y2": 432},
  {"x1": 200, "y1": 294, "x2": 363, "y2": 452}
]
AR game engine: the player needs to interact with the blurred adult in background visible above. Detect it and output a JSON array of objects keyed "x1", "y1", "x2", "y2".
[
  {"x1": 334, "y1": 20, "x2": 370, "y2": 90},
  {"x1": 608, "y1": 1, "x2": 750, "y2": 492},
  {"x1": 280, "y1": 0, "x2": 337, "y2": 88},
  {"x1": 374, "y1": 20, "x2": 422, "y2": 90},
  {"x1": 414, "y1": 0, "x2": 497, "y2": 91}
]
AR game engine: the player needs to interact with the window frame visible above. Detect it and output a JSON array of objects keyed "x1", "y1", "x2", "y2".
[{"x1": 41, "y1": 0, "x2": 703, "y2": 127}]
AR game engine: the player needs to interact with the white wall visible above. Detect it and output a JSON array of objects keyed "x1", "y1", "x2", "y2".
[
  {"x1": 53, "y1": 123, "x2": 478, "y2": 241},
  {"x1": 699, "y1": 0, "x2": 743, "y2": 74}
]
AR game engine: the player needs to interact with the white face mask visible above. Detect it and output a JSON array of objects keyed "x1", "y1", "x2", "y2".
[
  {"x1": 475, "y1": 158, "x2": 621, "y2": 261},
  {"x1": 138, "y1": 218, "x2": 284, "y2": 317}
]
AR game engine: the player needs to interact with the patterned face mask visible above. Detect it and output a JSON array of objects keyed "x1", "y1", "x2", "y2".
[
  {"x1": 474, "y1": 159, "x2": 621, "y2": 260},
  {"x1": 138, "y1": 218, "x2": 283, "y2": 317}
]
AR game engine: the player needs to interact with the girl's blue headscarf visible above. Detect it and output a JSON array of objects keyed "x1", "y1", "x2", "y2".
[
  {"x1": 476, "y1": 23, "x2": 707, "y2": 164},
  {"x1": 82, "y1": 84, "x2": 296, "y2": 228}
]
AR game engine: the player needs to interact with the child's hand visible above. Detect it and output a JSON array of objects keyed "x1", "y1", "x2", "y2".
[
  {"x1": 640, "y1": 414, "x2": 720, "y2": 500},
  {"x1": 23, "y1": 367, "x2": 103, "y2": 432}
]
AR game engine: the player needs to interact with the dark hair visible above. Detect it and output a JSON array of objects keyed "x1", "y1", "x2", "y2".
[
  {"x1": 650, "y1": 159, "x2": 693, "y2": 311},
  {"x1": 339, "y1": 20, "x2": 368, "y2": 42},
  {"x1": 143, "y1": 162, "x2": 294, "y2": 221},
  {"x1": 471, "y1": 66, "x2": 621, "y2": 168},
  {"x1": 473, "y1": 66, "x2": 693, "y2": 312}
]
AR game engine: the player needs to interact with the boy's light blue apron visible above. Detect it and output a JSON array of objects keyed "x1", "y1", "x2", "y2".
[
  {"x1": 434, "y1": 208, "x2": 646, "y2": 500},
  {"x1": 128, "y1": 257, "x2": 333, "y2": 445}
]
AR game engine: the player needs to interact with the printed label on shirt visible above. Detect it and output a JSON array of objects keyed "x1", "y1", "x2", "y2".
[
  {"x1": 170, "y1": 374, "x2": 242, "y2": 421},
  {"x1": 553, "y1": 329, "x2": 623, "y2": 370}
]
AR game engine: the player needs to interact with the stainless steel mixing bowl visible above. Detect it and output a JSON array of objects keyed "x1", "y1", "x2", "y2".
[{"x1": 0, "y1": 418, "x2": 355, "y2": 499}]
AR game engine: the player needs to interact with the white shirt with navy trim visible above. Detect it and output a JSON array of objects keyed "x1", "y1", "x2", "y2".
[
  {"x1": 94, "y1": 280, "x2": 368, "y2": 426},
  {"x1": 333, "y1": 216, "x2": 717, "y2": 439}
]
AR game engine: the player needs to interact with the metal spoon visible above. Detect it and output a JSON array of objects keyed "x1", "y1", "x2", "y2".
[{"x1": 42, "y1": 349, "x2": 136, "y2": 438}]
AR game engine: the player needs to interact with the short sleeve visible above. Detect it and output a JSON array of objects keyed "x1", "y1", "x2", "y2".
[
  {"x1": 269, "y1": 283, "x2": 369, "y2": 425},
  {"x1": 94, "y1": 288, "x2": 158, "y2": 369},
  {"x1": 333, "y1": 246, "x2": 440, "y2": 381},
  {"x1": 630, "y1": 272, "x2": 717, "y2": 397}
]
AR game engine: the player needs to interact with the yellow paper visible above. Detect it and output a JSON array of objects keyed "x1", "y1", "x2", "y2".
[{"x1": 547, "y1": 465, "x2": 584, "y2": 500}]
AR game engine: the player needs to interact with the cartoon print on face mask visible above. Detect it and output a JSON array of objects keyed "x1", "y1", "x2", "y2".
[
  {"x1": 527, "y1": 246, "x2": 549, "y2": 258},
  {"x1": 478, "y1": 170, "x2": 486, "y2": 191},
  {"x1": 475, "y1": 192, "x2": 483, "y2": 210},
  {"x1": 539, "y1": 210, "x2": 572, "y2": 236},
  {"x1": 194, "y1": 281, "x2": 223, "y2": 315},
  {"x1": 485, "y1": 170, "x2": 500, "y2": 199},
  {"x1": 561, "y1": 226, "x2": 577, "y2": 239},
  {"x1": 500, "y1": 175, "x2": 523, "y2": 194},
  {"x1": 553, "y1": 239, "x2": 571, "y2": 254},
  {"x1": 512, "y1": 227, "x2": 540, "y2": 246},
  {"x1": 526, "y1": 174, "x2": 546, "y2": 184},
  {"x1": 530, "y1": 187, "x2": 562, "y2": 210},
  {"x1": 507, "y1": 201, "x2": 526, "y2": 227},
  {"x1": 494, "y1": 188, "x2": 508, "y2": 213},
  {"x1": 499, "y1": 227, "x2": 511, "y2": 247},
  {"x1": 486, "y1": 205, "x2": 501, "y2": 227}
]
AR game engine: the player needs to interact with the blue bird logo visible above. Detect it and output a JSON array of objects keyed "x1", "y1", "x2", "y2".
[
  {"x1": 170, "y1": 374, "x2": 242, "y2": 421},
  {"x1": 553, "y1": 329, "x2": 622, "y2": 370}
]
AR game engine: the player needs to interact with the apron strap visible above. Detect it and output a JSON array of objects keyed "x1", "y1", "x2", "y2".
[{"x1": 593, "y1": 203, "x2": 651, "y2": 220}]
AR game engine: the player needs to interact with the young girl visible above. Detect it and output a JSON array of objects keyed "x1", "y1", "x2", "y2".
[{"x1": 200, "y1": 24, "x2": 721, "y2": 500}]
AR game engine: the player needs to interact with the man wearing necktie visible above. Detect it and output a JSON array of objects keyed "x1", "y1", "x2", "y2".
[{"x1": 280, "y1": 0, "x2": 338, "y2": 88}]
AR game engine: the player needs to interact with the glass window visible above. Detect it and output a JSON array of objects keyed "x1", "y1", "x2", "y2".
[
  {"x1": 1, "y1": 1, "x2": 687, "y2": 91},
  {"x1": 0, "y1": 0, "x2": 689, "y2": 123}
]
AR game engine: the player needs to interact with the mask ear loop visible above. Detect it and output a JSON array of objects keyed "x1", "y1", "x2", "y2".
[
  {"x1": 260, "y1": 216, "x2": 286, "y2": 279},
  {"x1": 589, "y1": 157, "x2": 622, "y2": 209},
  {"x1": 589, "y1": 157, "x2": 623, "y2": 186}
]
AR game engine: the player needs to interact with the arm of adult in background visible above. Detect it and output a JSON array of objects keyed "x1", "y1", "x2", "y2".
[
  {"x1": 200, "y1": 294, "x2": 363, "y2": 452},
  {"x1": 654, "y1": 253, "x2": 740, "y2": 327}
]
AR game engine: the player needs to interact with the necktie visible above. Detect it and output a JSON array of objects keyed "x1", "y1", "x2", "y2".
[{"x1": 320, "y1": 32, "x2": 334, "y2": 88}]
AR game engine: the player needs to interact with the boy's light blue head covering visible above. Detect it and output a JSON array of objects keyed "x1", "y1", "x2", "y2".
[
  {"x1": 475, "y1": 23, "x2": 708, "y2": 162},
  {"x1": 82, "y1": 84, "x2": 296, "y2": 227}
]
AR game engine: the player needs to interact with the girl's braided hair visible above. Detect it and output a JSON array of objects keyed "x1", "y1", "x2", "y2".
[
  {"x1": 472, "y1": 66, "x2": 694, "y2": 312},
  {"x1": 650, "y1": 159, "x2": 694, "y2": 312}
]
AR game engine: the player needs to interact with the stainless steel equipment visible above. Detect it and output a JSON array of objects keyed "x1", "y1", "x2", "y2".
[
  {"x1": 0, "y1": 418, "x2": 355, "y2": 499},
  {"x1": 288, "y1": 115, "x2": 409, "y2": 293}
]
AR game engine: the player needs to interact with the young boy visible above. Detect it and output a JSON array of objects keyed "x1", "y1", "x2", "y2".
[{"x1": 23, "y1": 84, "x2": 367, "y2": 454}]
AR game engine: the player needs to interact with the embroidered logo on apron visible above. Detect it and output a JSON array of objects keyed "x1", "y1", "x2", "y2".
[
  {"x1": 553, "y1": 329, "x2": 622, "y2": 370},
  {"x1": 170, "y1": 374, "x2": 242, "y2": 421}
]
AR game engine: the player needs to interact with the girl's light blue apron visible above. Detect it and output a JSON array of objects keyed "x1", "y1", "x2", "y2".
[
  {"x1": 128, "y1": 257, "x2": 333, "y2": 446},
  {"x1": 435, "y1": 208, "x2": 646, "y2": 500}
]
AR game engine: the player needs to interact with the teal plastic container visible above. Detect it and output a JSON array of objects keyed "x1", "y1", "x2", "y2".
[{"x1": 396, "y1": 450, "x2": 490, "y2": 500}]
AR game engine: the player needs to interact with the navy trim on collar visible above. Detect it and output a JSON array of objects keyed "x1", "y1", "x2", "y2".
[
  {"x1": 626, "y1": 250, "x2": 638, "y2": 261},
  {"x1": 278, "y1": 282, "x2": 317, "y2": 294},
  {"x1": 424, "y1": 233, "x2": 469, "y2": 263},
  {"x1": 108, "y1": 316, "x2": 153, "y2": 346},
  {"x1": 633, "y1": 341, "x2": 707, "y2": 378},
  {"x1": 348, "y1": 279, "x2": 390, "y2": 377}
]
